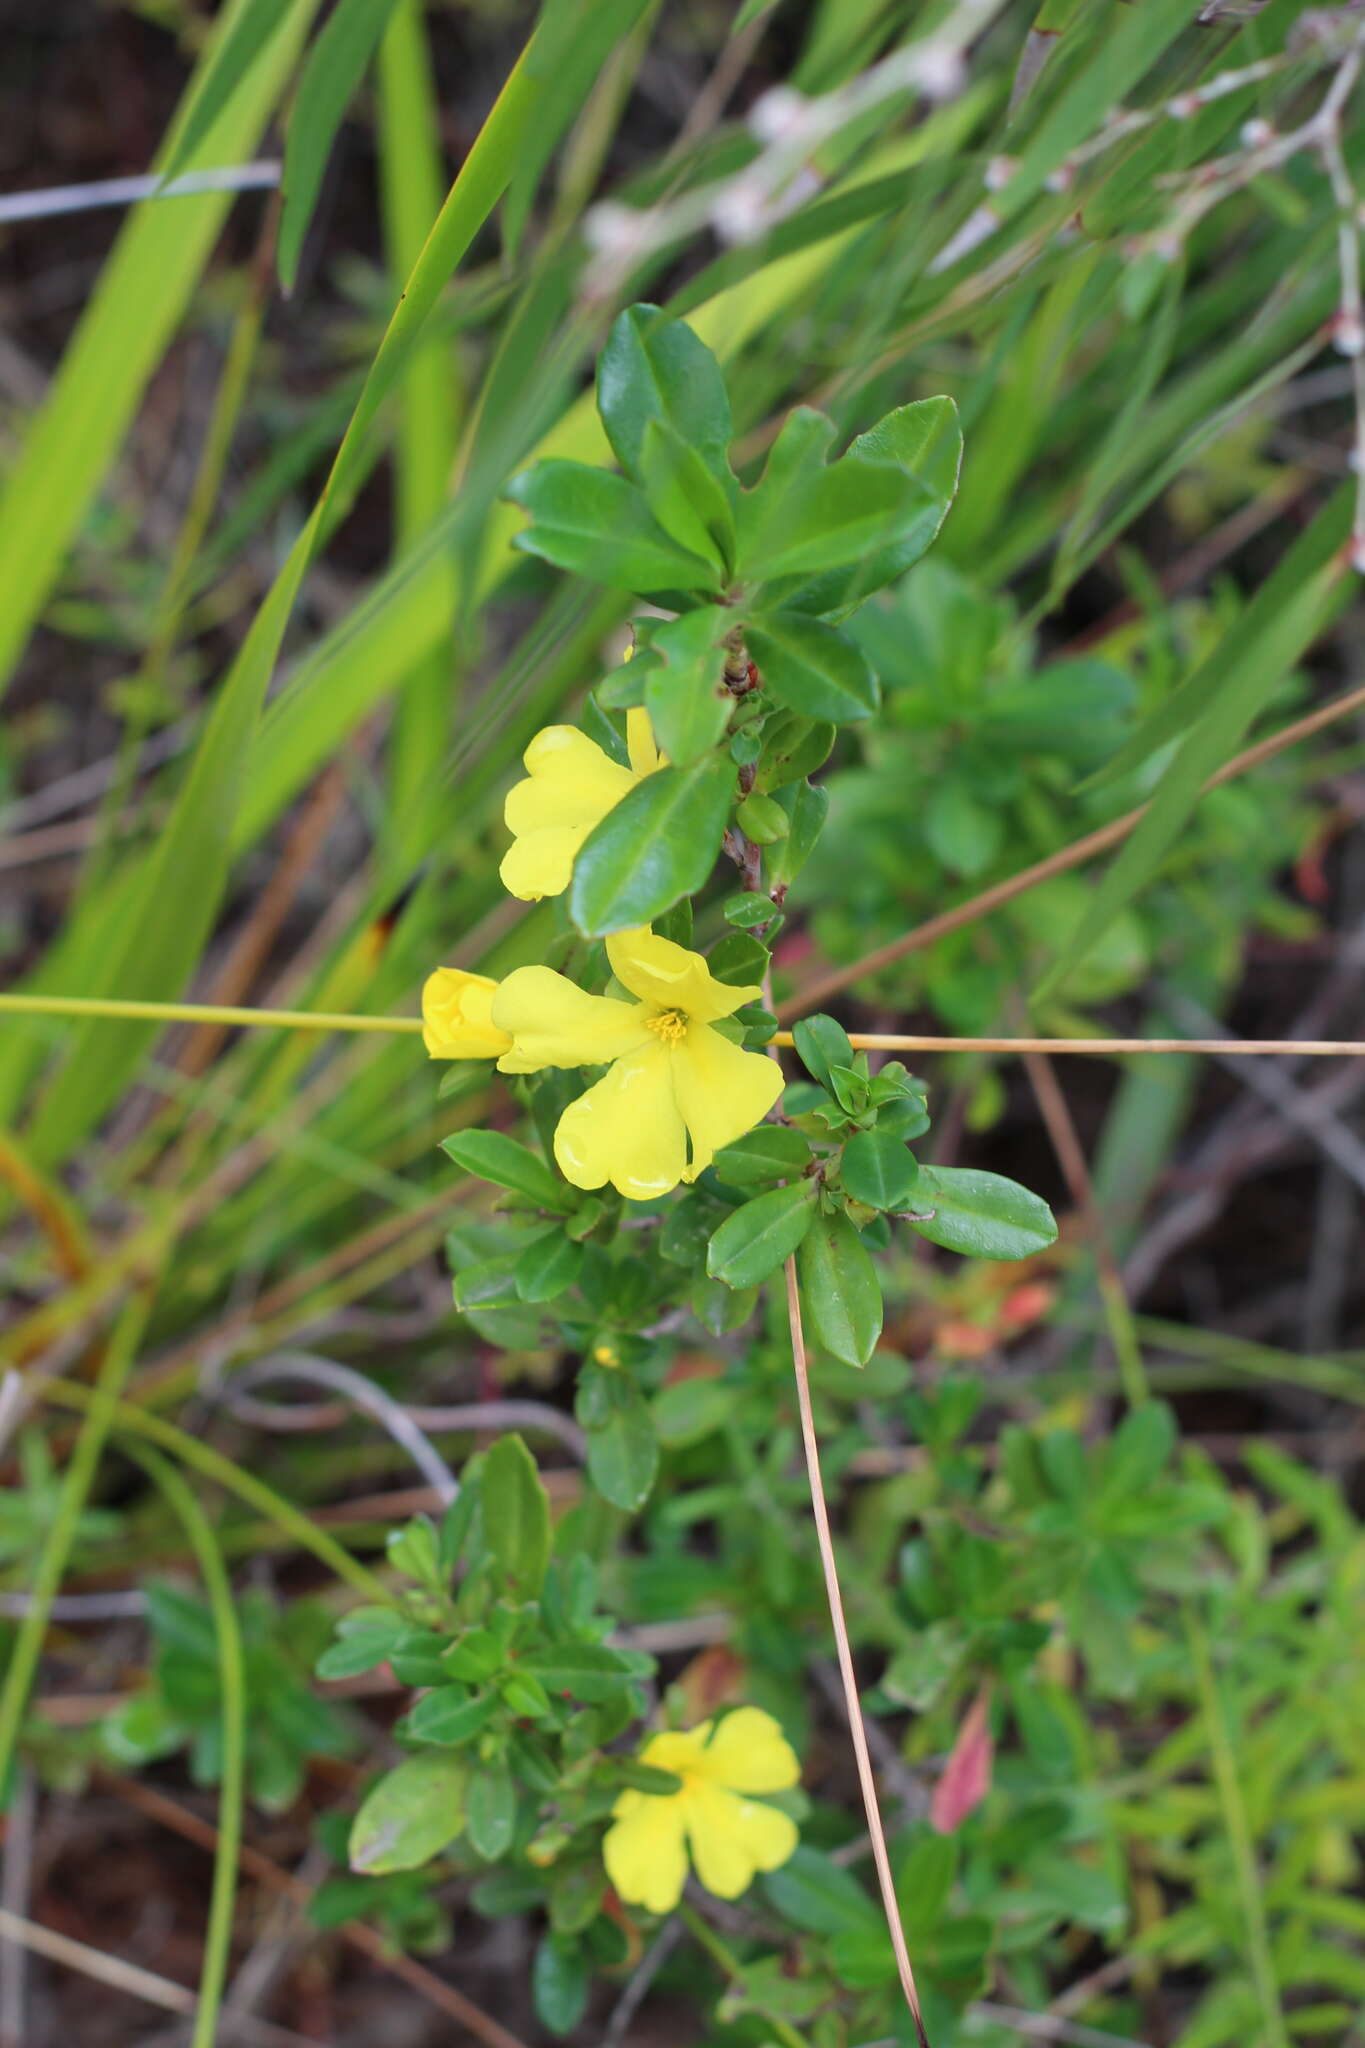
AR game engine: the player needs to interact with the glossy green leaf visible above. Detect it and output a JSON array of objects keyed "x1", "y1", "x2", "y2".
[
  {"x1": 441, "y1": 1130, "x2": 566, "y2": 1208},
  {"x1": 908, "y1": 1167, "x2": 1058, "y2": 1261},
  {"x1": 349, "y1": 1754, "x2": 467, "y2": 1873},
  {"x1": 638, "y1": 417, "x2": 735, "y2": 571},
  {"x1": 707, "y1": 1180, "x2": 817, "y2": 1288},
  {"x1": 644, "y1": 605, "x2": 734, "y2": 764},
  {"x1": 569, "y1": 754, "x2": 735, "y2": 934},
  {"x1": 597, "y1": 303, "x2": 733, "y2": 483},
  {"x1": 747, "y1": 613, "x2": 879, "y2": 722},
  {"x1": 506, "y1": 460, "x2": 720, "y2": 593},
  {"x1": 738, "y1": 398, "x2": 960, "y2": 593},
  {"x1": 791, "y1": 1014, "x2": 855, "y2": 1095},
  {"x1": 712, "y1": 1125, "x2": 813, "y2": 1186},
  {"x1": 840, "y1": 1130, "x2": 922, "y2": 1212},
  {"x1": 482, "y1": 1435, "x2": 551, "y2": 1596},
  {"x1": 798, "y1": 1212, "x2": 882, "y2": 1367}
]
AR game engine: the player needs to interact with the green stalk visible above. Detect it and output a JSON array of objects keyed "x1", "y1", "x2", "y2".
[
  {"x1": 0, "y1": 1294, "x2": 151, "y2": 1795},
  {"x1": 1186, "y1": 1610, "x2": 1290, "y2": 2048},
  {"x1": 35, "y1": 1378, "x2": 388, "y2": 1601},
  {"x1": 127, "y1": 1445, "x2": 245, "y2": 2048},
  {"x1": 676, "y1": 1900, "x2": 808, "y2": 2048}
]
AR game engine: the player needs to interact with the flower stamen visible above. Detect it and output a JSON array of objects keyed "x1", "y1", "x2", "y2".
[{"x1": 646, "y1": 1008, "x2": 689, "y2": 1043}]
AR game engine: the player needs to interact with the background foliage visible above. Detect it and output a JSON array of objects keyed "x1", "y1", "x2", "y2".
[{"x1": 2, "y1": 2, "x2": 1365, "y2": 2045}]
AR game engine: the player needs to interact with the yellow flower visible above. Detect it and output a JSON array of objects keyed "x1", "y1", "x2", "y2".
[
  {"x1": 500, "y1": 706, "x2": 664, "y2": 901},
  {"x1": 603, "y1": 1707, "x2": 800, "y2": 1914},
  {"x1": 421, "y1": 967, "x2": 511, "y2": 1060},
  {"x1": 490, "y1": 927, "x2": 783, "y2": 1201}
]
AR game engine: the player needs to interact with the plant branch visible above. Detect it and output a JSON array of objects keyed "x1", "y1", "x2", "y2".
[{"x1": 784, "y1": 1257, "x2": 929, "y2": 2047}]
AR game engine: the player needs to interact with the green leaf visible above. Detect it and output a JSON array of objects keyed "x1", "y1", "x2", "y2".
[
  {"x1": 407, "y1": 1687, "x2": 499, "y2": 1746},
  {"x1": 597, "y1": 304, "x2": 733, "y2": 484},
  {"x1": 521, "y1": 1640, "x2": 648, "y2": 1702},
  {"x1": 280, "y1": 0, "x2": 405, "y2": 290},
  {"x1": 514, "y1": 1231, "x2": 584, "y2": 1304},
  {"x1": 737, "y1": 398, "x2": 960, "y2": 592},
  {"x1": 533, "y1": 1934, "x2": 590, "y2": 2036},
  {"x1": 797, "y1": 1212, "x2": 882, "y2": 1367},
  {"x1": 707, "y1": 1181, "x2": 817, "y2": 1288},
  {"x1": 652, "y1": 1376, "x2": 733, "y2": 1447},
  {"x1": 575, "y1": 1364, "x2": 659, "y2": 1511},
  {"x1": 763, "y1": 1846, "x2": 881, "y2": 1936},
  {"x1": 1036, "y1": 533, "x2": 1347, "y2": 1001},
  {"x1": 466, "y1": 1759, "x2": 517, "y2": 1860},
  {"x1": 482, "y1": 1435, "x2": 551, "y2": 1597},
  {"x1": 924, "y1": 778, "x2": 1002, "y2": 878},
  {"x1": 506, "y1": 460, "x2": 720, "y2": 593},
  {"x1": 746, "y1": 614, "x2": 878, "y2": 722},
  {"x1": 441, "y1": 1130, "x2": 566, "y2": 1208},
  {"x1": 908, "y1": 1167, "x2": 1058, "y2": 1262},
  {"x1": 712, "y1": 1126, "x2": 813, "y2": 1187},
  {"x1": 569, "y1": 754, "x2": 735, "y2": 935},
  {"x1": 349, "y1": 1754, "x2": 467, "y2": 1873},
  {"x1": 639, "y1": 417, "x2": 735, "y2": 571},
  {"x1": 767, "y1": 781, "x2": 829, "y2": 887},
  {"x1": 315, "y1": 1620, "x2": 406, "y2": 1681},
  {"x1": 160, "y1": 0, "x2": 303, "y2": 186},
  {"x1": 791, "y1": 1014, "x2": 854, "y2": 1095},
  {"x1": 644, "y1": 606, "x2": 733, "y2": 765},
  {"x1": 841, "y1": 1131, "x2": 922, "y2": 1212}
]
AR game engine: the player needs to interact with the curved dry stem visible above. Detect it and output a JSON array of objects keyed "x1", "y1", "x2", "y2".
[{"x1": 784, "y1": 1256, "x2": 930, "y2": 2048}]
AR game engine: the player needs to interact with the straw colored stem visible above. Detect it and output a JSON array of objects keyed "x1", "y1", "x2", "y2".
[
  {"x1": 784, "y1": 1256, "x2": 929, "y2": 2047},
  {"x1": 3, "y1": 991, "x2": 1364, "y2": 1058}
]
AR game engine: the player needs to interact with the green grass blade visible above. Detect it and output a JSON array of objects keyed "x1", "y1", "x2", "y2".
[
  {"x1": 0, "y1": 0, "x2": 317, "y2": 700},
  {"x1": 279, "y1": 0, "x2": 405, "y2": 290},
  {"x1": 158, "y1": 0, "x2": 303, "y2": 186},
  {"x1": 377, "y1": 0, "x2": 460, "y2": 867},
  {"x1": 0, "y1": 1294, "x2": 151, "y2": 1800},
  {"x1": 128, "y1": 1447, "x2": 245, "y2": 2048}
]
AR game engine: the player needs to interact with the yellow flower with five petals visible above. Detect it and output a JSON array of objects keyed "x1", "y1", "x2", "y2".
[
  {"x1": 421, "y1": 967, "x2": 511, "y2": 1060},
  {"x1": 490, "y1": 927, "x2": 783, "y2": 1201},
  {"x1": 500, "y1": 706, "x2": 663, "y2": 902},
  {"x1": 603, "y1": 1707, "x2": 800, "y2": 1914}
]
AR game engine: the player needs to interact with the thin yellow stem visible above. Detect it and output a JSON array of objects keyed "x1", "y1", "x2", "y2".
[
  {"x1": 0, "y1": 993, "x2": 423, "y2": 1035},
  {"x1": 2, "y1": 991, "x2": 1364, "y2": 1058},
  {"x1": 784, "y1": 1256, "x2": 929, "y2": 2048}
]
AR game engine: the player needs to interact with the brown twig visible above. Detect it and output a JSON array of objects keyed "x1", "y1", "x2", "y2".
[
  {"x1": 96, "y1": 1772, "x2": 535, "y2": 2048},
  {"x1": 784, "y1": 1257, "x2": 929, "y2": 2047}
]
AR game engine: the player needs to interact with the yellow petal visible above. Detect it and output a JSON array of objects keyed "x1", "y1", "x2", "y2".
[
  {"x1": 505, "y1": 730, "x2": 635, "y2": 834},
  {"x1": 500, "y1": 727, "x2": 637, "y2": 900},
  {"x1": 684, "y1": 1779, "x2": 798, "y2": 1899},
  {"x1": 491, "y1": 968, "x2": 653, "y2": 1073},
  {"x1": 636, "y1": 1727, "x2": 707, "y2": 1784},
  {"x1": 603, "y1": 1792, "x2": 689, "y2": 1915},
  {"x1": 699, "y1": 1707, "x2": 800, "y2": 1793},
  {"x1": 554, "y1": 1044, "x2": 688, "y2": 1201},
  {"x1": 672, "y1": 1026, "x2": 784, "y2": 1180},
  {"x1": 626, "y1": 705, "x2": 665, "y2": 778},
  {"x1": 606, "y1": 928, "x2": 760, "y2": 1023},
  {"x1": 498, "y1": 826, "x2": 586, "y2": 902},
  {"x1": 421, "y1": 968, "x2": 511, "y2": 1060}
]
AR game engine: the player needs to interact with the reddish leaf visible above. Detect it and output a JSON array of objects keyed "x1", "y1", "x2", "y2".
[{"x1": 931, "y1": 1687, "x2": 994, "y2": 1835}]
